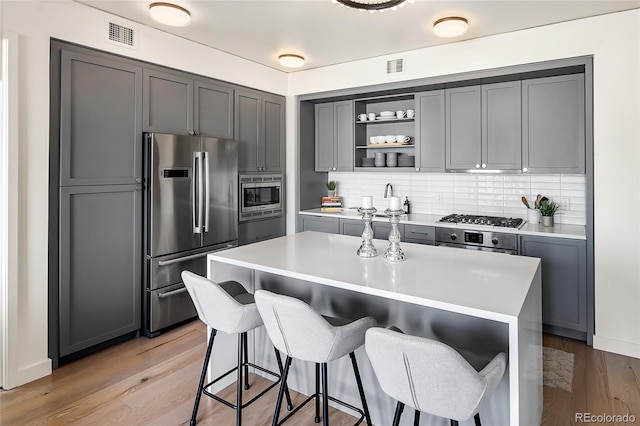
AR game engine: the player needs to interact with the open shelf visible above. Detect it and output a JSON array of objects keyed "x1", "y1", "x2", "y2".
[
  {"x1": 356, "y1": 144, "x2": 415, "y2": 149},
  {"x1": 356, "y1": 117, "x2": 415, "y2": 124}
]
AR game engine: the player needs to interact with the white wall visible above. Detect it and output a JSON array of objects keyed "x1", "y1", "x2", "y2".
[
  {"x1": 288, "y1": 10, "x2": 640, "y2": 358},
  {"x1": 1, "y1": 0, "x2": 287, "y2": 388}
]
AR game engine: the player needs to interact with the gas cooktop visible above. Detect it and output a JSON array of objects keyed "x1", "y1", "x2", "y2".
[{"x1": 439, "y1": 214, "x2": 525, "y2": 229}]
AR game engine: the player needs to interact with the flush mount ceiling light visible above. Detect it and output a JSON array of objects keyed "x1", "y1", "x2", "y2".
[
  {"x1": 332, "y1": 0, "x2": 414, "y2": 13},
  {"x1": 433, "y1": 17, "x2": 469, "y2": 38},
  {"x1": 278, "y1": 54, "x2": 305, "y2": 68},
  {"x1": 149, "y1": 2, "x2": 191, "y2": 27}
]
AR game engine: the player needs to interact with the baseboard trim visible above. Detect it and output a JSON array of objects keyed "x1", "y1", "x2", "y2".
[
  {"x1": 4, "y1": 358, "x2": 52, "y2": 390},
  {"x1": 593, "y1": 335, "x2": 640, "y2": 359}
]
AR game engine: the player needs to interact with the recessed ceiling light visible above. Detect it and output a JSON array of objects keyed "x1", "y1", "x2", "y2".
[
  {"x1": 278, "y1": 54, "x2": 305, "y2": 68},
  {"x1": 149, "y1": 2, "x2": 191, "y2": 27},
  {"x1": 433, "y1": 17, "x2": 469, "y2": 38}
]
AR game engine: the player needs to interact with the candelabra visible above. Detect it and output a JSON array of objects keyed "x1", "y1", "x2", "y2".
[
  {"x1": 383, "y1": 208, "x2": 406, "y2": 262},
  {"x1": 357, "y1": 207, "x2": 378, "y2": 258}
]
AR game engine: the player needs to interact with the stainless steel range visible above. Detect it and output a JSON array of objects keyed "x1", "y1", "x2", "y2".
[{"x1": 435, "y1": 214, "x2": 524, "y2": 254}]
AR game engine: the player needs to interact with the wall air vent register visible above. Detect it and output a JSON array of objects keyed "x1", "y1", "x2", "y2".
[{"x1": 106, "y1": 21, "x2": 137, "y2": 49}]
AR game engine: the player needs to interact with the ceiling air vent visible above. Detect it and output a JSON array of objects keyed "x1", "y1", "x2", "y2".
[
  {"x1": 387, "y1": 58, "x2": 404, "y2": 74},
  {"x1": 106, "y1": 21, "x2": 137, "y2": 49}
]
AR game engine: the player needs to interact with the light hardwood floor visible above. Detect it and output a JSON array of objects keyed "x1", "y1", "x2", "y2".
[{"x1": 1, "y1": 322, "x2": 638, "y2": 425}]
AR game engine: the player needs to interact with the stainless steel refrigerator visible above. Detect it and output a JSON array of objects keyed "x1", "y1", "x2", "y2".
[{"x1": 144, "y1": 133, "x2": 238, "y2": 336}]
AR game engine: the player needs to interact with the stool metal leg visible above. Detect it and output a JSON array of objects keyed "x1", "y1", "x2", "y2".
[
  {"x1": 413, "y1": 410, "x2": 420, "y2": 426},
  {"x1": 392, "y1": 402, "x2": 404, "y2": 426},
  {"x1": 243, "y1": 332, "x2": 250, "y2": 390},
  {"x1": 272, "y1": 356, "x2": 292, "y2": 426},
  {"x1": 236, "y1": 333, "x2": 244, "y2": 425},
  {"x1": 321, "y1": 363, "x2": 329, "y2": 426},
  {"x1": 349, "y1": 352, "x2": 372, "y2": 426},
  {"x1": 191, "y1": 328, "x2": 217, "y2": 426},
  {"x1": 474, "y1": 413, "x2": 481, "y2": 426},
  {"x1": 314, "y1": 363, "x2": 321, "y2": 423},
  {"x1": 273, "y1": 347, "x2": 293, "y2": 411},
  {"x1": 450, "y1": 420, "x2": 459, "y2": 426}
]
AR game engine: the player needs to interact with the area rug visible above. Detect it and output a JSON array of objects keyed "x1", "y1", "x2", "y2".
[{"x1": 543, "y1": 347, "x2": 575, "y2": 392}]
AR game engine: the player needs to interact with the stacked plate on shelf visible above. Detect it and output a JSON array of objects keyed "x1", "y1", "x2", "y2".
[
  {"x1": 361, "y1": 157, "x2": 375, "y2": 167},
  {"x1": 398, "y1": 155, "x2": 415, "y2": 167}
]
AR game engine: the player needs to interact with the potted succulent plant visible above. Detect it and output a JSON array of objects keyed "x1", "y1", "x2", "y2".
[
  {"x1": 326, "y1": 180, "x2": 337, "y2": 197},
  {"x1": 539, "y1": 200, "x2": 559, "y2": 227}
]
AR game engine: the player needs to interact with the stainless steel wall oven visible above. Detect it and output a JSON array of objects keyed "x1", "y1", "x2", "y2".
[{"x1": 239, "y1": 174, "x2": 283, "y2": 222}]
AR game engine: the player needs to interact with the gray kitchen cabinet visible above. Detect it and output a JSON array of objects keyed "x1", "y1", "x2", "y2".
[
  {"x1": 340, "y1": 218, "x2": 364, "y2": 236},
  {"x1": 238, "y1": 217, "x2": 285, "y2": 245},
  {"x1": 315, "y1": 101, "x2": 354, "y2": 172},
  {"x1": 60, "y1": 50, "x2": 142, "y2": 186},
  {"x1": 415, "y1": 90, "x2": 445, "y2": 172},
  {"x1": 300, "y1": 215, "x2": 340, "y2": 234},
  {"x1": 143, "y1": 69, "x2": 235, "y2": 138},
  {"x1": 235, "y1": 89, "x2": 285, "y2": 172},
  {"x1": 404, "y1": 224, "x2": 435, "y2": 245},
  {"x1": 446, "y1": 82, "x2": 521, "y2": 171},
  {"x1": 522, "y1": 74, "x2": 585, "y2": 173},
  {"x1": 373, "y1": 222, "x2": 404, "y2": 241},
  {"x1": 520, "y1": 235, "x2": 587, "y2": 339},
  {"x1": 59, "y1": 185, "x2": 142, "y2": 356}
]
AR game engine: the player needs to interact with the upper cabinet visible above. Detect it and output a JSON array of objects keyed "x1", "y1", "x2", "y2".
[
  {"x1": 522, "y1": 74, "x2": 585, "y2": 173},
  {"x1": 235, "y1": 89, "x2": 285, "y2": 173},
  {"x1": 315, "y1": 101, "x2": 354, "y2": 172},
  {"x1": 143, "y1": 69, "x2": 234, "y2": 139},
  {"x1": 446, "y1": 81, "x2": 522, "y2": 171},
  {"x1": 60, "y1": 50, "x2": 143, "y2": 186},
  {"x1": 416, "y1": 90, "x2": 445, "y2": 172}
]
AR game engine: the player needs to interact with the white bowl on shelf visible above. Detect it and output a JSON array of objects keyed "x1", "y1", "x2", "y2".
[{"x1": 379, "y1": 111, "x2": 395, "y2": 117}]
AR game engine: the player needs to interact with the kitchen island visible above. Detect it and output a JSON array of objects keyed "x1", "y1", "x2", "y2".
[{"x1": 207, "y1": 231, "x2": 542, "y2": 425}]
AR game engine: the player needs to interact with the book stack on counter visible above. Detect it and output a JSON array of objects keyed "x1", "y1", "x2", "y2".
[{"x1": 321, "y1": 196, "x2": 342, "y2": 212}]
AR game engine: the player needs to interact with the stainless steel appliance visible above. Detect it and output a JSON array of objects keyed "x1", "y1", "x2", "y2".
[
  {"x1": 435, "y1": 214, "x2": 523, "y2": 254},
  {"x1": 144, "y1": 133, "x2": 238, "y2": 336},
  {"x1": 239, "y1": 174, "x2": 283, "y2": 222}
]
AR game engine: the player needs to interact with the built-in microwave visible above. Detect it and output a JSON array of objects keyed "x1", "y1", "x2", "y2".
[{"x1": 239, "y1": 174, "x2": 283, "y2": 222}]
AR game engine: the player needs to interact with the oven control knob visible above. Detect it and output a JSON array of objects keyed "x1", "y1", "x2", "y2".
[
  {"x1": 492, "y1": 237, "x2": 499, "y2": 245},
  {"x1": 450, "y1": 234, "x2": 457, "y2": 241}
]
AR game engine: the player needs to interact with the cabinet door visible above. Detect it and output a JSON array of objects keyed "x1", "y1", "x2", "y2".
[
  {"x1": 482, "y1": 81, "x2": 522, "y2": 170},
  {"x1": 60, "y1": 50, "x2": 142, "y2": 186},
  {"x1": 59, "y1": 185, "x2": 142, "y2": 356},
  {"x1": 373, "y1": 223, "x2": 404, "y2": 241},
  {"x1": 522, "y1": 74, "x2": 585, "y2": 173},
  {"x1": 334, "y1": 101, "x2": 354, "y2": 171},
  {"x1": 301, "y1": 216, "x2": 340, "y2": 234},
  {"x1": 143, "y1": 69, "x2": 193, "y2": 135},
  {"x1": 194, "y1": 80, "x2": 234, "y2": 139},
  {"x1": 315, "y1": 103, "x2": 335, "y2": 172},
  {"x1": 446, "y1": 86, "x2": 482, "y2": 170},
  {"x1": 403, "y1": 224, "x2": 435, "y2": 245},
  {"x1": 416, "y1": 90, "x2": 445, "y2": 172},
  {"x1": 235, "y1": 89, "x2": 261, "y2": 172},
  {"x1": 262, "y1": 94, "x2": 285, "y2": 172},
  {"x1": 239, "y1": 217, "x2": 285, "y2": 245},
  {"x1": 520, "y1": 236, "x2": 587, "y2": 334},
  {"x1": 341, "y1": 219, "x2": 364, "y2": 237}
]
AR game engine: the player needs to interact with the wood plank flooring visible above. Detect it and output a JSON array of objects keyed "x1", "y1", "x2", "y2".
[{"x1": 1, "y1": 322, "x2": 639, "y2": 425}]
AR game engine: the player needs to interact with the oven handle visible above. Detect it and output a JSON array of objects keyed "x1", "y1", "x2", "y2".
[
  {"x1": 436, "y1": 242, "x2": 517, "y2": 255},
  {"x1": 158, "y1": 287, "x2": 187, "y2": 299}
]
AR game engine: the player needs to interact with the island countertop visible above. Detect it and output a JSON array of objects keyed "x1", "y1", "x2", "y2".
[{"x1": 208, "y1": 231, "x2": 541, "y2": 323}]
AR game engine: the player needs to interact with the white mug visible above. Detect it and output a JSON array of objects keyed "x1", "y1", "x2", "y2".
[
  {"x1": 359, "y1": 114, "x2": 368, "y2": 122},
  {"x1": 396, "y1": 110, "x2": 406, "y2": 118},
  {"x1": 368, "y1": 112, "x2": 376, "y2": 121},
  {"x1": 385, "y1": 135, "x2": 396, "y2": 143},
  {"x1": 406, "y1": 109, "x2": 415, "y2": 118},
  {"x1": 374, "y1": 135, "x2": 386, "y2": 143},
  {"x1": 396, "y1": 135, "x2": 410, "y2": 143}
]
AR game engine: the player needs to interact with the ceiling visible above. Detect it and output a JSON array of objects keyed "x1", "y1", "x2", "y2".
[{"x1": 75, "y1": 0, "x2": 639, "y2": 73}]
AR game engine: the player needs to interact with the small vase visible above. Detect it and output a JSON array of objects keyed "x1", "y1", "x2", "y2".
[
  {"x1": 327, "y1": 190, "x2": 336, "y2": 197},
  {"x1": 541, "y1": 216, "x2": 554, "y2": 227}
]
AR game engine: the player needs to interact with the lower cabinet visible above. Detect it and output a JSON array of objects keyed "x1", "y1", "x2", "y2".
[
  {"x1": 373, "y1": 222, "x2": 404, "y2": 241},
  {"x1": 59, "y1": 185, "x2": 142, "y2": 357},
  {"x1": 340, "y1": 219, "x2": 364, "y2": 237},
  {"x1": 300, "y1": 215, "x2": 340, "y2": 234},
  {"x1": 239, "y1": 217, "x2": 285, "y2": 245},
  {"x1": 520, "y1": 235, "x2": 587, "y2": 339}
]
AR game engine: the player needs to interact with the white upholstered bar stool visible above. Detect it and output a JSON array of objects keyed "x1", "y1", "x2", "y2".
[
  {"x1": 365, "y1": 327, "x2": 507, "y2": 426},
  {"x1": 254, "y1": 289, "x2": 376, "y2": 426},
  {"x1": 181, "y1": 271, "x2": 293, "y2": 426}
]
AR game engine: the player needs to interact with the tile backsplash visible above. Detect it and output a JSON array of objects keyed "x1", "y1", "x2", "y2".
[{"x1": 327, "y1": 172, "x2": 586, "y2": 225}]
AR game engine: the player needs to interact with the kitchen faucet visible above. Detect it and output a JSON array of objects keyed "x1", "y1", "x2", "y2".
[{"x1": 384, "y1": 183, "x2": 394, "y2": 198}]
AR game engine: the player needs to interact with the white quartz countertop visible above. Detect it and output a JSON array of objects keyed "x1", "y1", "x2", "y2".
[
  {"x1": 300, "y1": 208, "x2": 586, "y2": 240},
  {"x1": 209, "y1": 232, "x2": 541, "y2": 323}
]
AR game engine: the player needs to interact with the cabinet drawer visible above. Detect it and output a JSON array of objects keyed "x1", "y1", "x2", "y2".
[{"x1": 403, "y1": 224, "x2": 435, "y2": 245}]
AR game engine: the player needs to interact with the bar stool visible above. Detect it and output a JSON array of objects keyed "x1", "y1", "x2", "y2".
[
  {"x1": 365, "y1": 327, "x2": 507, "y2": 426},
  {"x1": 181, "y1": 271, "x2": 293, "y2": 426},
  {"x1": 254, "y1": 289, "x2": 376, "y2": 426}
]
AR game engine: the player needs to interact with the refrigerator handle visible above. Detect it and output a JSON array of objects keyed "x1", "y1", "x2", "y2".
[
  {"x1": 204, "y1": 152, "x2": 211, "y2": 233},
  {"x1": 193, "y1": 152, "x2": 203, "y2": 234}
]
